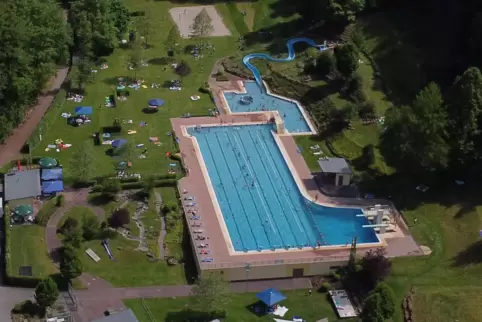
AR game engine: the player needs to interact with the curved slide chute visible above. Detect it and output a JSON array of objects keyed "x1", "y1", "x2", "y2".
[{"x1": 243, "y1": 37, "x2": 325, "y2": 91}]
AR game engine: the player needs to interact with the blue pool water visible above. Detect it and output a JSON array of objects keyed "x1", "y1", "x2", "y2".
[
  {"x1": 189, "y1": 124, "x2": 378, "y2": 251},
  {"x1": 223, "y1": 82, "x2": 312, "y2": 133}
]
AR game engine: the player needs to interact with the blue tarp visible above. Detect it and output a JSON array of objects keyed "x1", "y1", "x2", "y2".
[
  {"x1": 148, "y1": 98, "x2": 164, "y2": 107},
  {"x1": 112, "y1": 139, "x2": 127, "y2": 148},
  {"x1": 41, "y1": 168, "x2": 63, "y2": 181},
  {"x1": 42, "y1": 180, "x2": 64, "y2": 194},
  {"x1": 75, "y1": 106, "x2": 93, "y2": 115},
  {"x1": 256, "y1": 288, "x2": 286, "y2": 306}
]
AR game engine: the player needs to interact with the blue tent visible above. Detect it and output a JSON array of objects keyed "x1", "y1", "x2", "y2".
[
  {"x1": 75, "y1": 106, "x2": 93, "y2": 115},
  {"x1": 42, "y1": 180, "x2": 64, "y2": 194},
  {"x1": 256, "y1": 288, "x2": 286, "y2": 307},
  {"x1": 41, "y1": 168, "x2": 63, "y2": 181},
  {"x1": 148, "y1": 98, "x2": 164, "y2": 107},
  {"x1": 112, "y1": 139, "x2": 127, "y2": 148}
]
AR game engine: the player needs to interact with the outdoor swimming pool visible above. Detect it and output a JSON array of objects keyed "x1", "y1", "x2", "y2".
[
  {"x1": 223, "y1": 82, "x2": 312, "y2": 133},
  {"x1": 189, "y1": 124, "x2": 378, "y2": 252}
]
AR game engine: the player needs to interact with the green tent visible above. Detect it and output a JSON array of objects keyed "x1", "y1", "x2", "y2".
[
  {"x1": 38, "y1": 157, "x2": 58, "y2": 168},
  {"x1": 13, "y1": 205, "x2": 33, "y2": 220}
]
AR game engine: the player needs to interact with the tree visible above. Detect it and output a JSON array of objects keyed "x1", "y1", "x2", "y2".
[
  {"x1": 69, "y1": 141, "x2": 94, "y2": 183},
  {"x1": 373, "y1": 282, "x2": 395, "y2": 319},
  {"x1": 60, "y1": 253, "x2": 83, "y2": 280},
  {"x1": 446, "y1": 67, "x2": 482, "y2": 169},
  {"x1": 360, "y1": 248, "x2": 392, "y2": 288},
  {"x1": 190, "y1": 8, "x2": 214, "y2": 38},
  {"x1": 142, "y1": 175, "x2": 156, "y2": 197},
  {"x1": 361, "y1": 292, "x2": 384, "y2": 322},
  {"x1": 100, "y1": 178, "x2": 121, "y2": 199},
  {"x1": 175, "y1": 61, "x2": 192, "y2": 77},
  {"x1": 137, "y1": 13, "x2": 153, "y2": 47},
  {"x1": 63, "y1": 226, "x2": 84, "y2": 248},
  {"x1": 164, "y1": 25, "x2": 181, "y2": 54},
  {"x1": 127, "y1": 37, "x2": 143, "y2": 80},
  {"x1": 327, "y1": 0, "x2": 365, "y2": 23},
  {"x1": 82, "y1": 214, "x2": 100, "y2": 240},
  {"x1": 59, "y1": 217, "x2": 79, "y2": 234},
  {"x1": 334, "y1": 43, "x2": 359, "y2": 78},
  {"x1": 0, "y1": 0, "x2": 71, "y2": 143},
  {"x1": 73, "y1": 57, "x2": 94, "y2": 93},
  {"x1": 108, "y1": 0, "x2": 130, "y2": 40},
  {"x1": 109, "y1": 208, "x2": 130, "y2": 228},
  {"x1": 381, "y1": 82, "x2": 449, "y2": 171},
  {"x1": 35, "y1": 277, "x2": 59, "y2": 308},
  {"x1": 315, "y1": 51, "x2": 336, "y2": 77},
  {"x1": 190, "y1": 273, "x2": 233, "y2": 316}
]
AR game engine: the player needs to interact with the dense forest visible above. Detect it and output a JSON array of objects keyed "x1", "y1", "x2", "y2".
[{"x1": 3, "y1": 0, "x2": 482, "y2": 177}]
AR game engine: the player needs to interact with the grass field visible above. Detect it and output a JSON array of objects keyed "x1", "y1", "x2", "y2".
[
  {"x1": 8, "y1": 225, "x2": 58, "y2": 278},
  {"x1": 81, "y1": 235, "x2": 186, "y2": 287},
  {"x1": 125, "y1": 289, "x2": 347, "y2": 322},
  {"x1": 32, "y1": 0, "x2": 241, "y2": 182}
]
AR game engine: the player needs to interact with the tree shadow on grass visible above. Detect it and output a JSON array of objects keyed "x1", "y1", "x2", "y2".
[
  {"x1": 148, "y1": 57, "x2": 174, "y2": 65},
  {"x1": 452, "y1": 240, "x2": 482, "y2": 267},
  {"x1": 103, "y1": 77, "x2": 119, "y2": 86},
  {"x1": 88, "y1": 194, "x2": 112, "y2": 207}
]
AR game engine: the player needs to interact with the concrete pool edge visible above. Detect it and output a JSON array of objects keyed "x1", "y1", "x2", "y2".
[{"x1": 181, "y1": 122, "x2": 386, "y2": 257}]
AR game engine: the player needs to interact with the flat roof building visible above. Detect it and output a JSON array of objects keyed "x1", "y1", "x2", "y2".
[
  {"x1": 317, "y1": 158, "x2": 352, "y2": 186},
  {"x1": 4, "y1": 170, "x2": 41, "y2": 201}
]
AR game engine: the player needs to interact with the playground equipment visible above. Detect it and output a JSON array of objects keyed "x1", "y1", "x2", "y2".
[
  {"x1": 102, "y1": 239, "x2": 114, "y2": 260},
  {"x1": 242, "y1": 38, "x2": 328, "y2": 92}
]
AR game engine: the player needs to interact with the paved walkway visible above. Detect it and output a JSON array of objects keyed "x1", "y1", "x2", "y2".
[{"x1": 0, "y1": 67, "x2": 69, "y2": 167}]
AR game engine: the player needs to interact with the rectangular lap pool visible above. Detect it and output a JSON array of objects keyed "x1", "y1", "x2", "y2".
[
  {"x1": 223, "y1": 82, "x2": 312, "y2": 133},
  {"x1": 189, "y1": 124, "x2": 378, "y2": 252}
]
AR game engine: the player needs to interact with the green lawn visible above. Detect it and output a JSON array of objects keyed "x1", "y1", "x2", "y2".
[
  {"x1": 81, "y1": 235, "x2": 186, "y2": 287},
  {"x1": 8, "y1": 225, "x2": 58, "y2": 278},
  {"x1": 57, "y1": 206, "x2": 97, "y2": 228},
  {"x1": 125, "y1": 290, "x2": 347, "y2": 322},
  {"x1": 31, "y1": 1, "x2": 241, "y2": 182}
]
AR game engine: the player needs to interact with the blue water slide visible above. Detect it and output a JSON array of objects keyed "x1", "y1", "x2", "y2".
[{"x1": 243, "y1": 37, "x2": 319, "y2": 91}]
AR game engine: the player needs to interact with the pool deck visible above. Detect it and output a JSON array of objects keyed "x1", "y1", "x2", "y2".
[{"x1": 171, "y1": 112, "x2": 422, "y2": 270}]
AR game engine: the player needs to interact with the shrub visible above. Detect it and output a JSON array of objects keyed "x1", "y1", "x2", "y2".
[
  {"x1": 59, "y1": 217, "x2": 79, "y2": 234},
  {"x1": 359, "y1": 100, "x2": 376, "y2": 119},
  {"x1": 82, "y1": 214, "x2": 100, "y2": 240},
  {"x1": 56, "y1": 194, "x2": 65, "y2": 207},
  {"x1": 35, "y1": 201, "x2": 57, "y2": 226},
  {"x1": 162, "y1": 201, "x2": 179, "y2": 213},
  {"x1": 373, "y1": 282, "x2": 395, "y2": 319},
  {"x1": 315, "y1": 51, "x2": 336, "y2": 76},
  {"x1": 216, "y1": 73, "x2": 229, "y2": 81},
  {"x1": 310, "y1": 275, "x2": 324, "y2": 291},
  {"x1": 362, "y1": 144, "x2": 376, "y2": 167},
  {"x1": 165, "y1": 211, "x2": 181, "y2": 232},
  {"x1": 109, "y1": 208, "x2": 130, "y2": 228},
  {"x1": 167, "y1": 257, "x2": 178, "y2": 265},
  {"x1": 321, "y1": 282, "x2": 332, "y2": 292},
  {"x1": 175, "y1": 61, "x2": 191, "y2": 77}
]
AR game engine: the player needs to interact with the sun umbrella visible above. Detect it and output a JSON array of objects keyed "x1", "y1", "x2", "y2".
[
  {"x1": 38, "y1": 157, "x2": 58, "y2": 168},
  {"x1": 256, "y1": 288, "x2": 287, "y2": 307},
  {"x1": 112, "y1": 139, "x2": 127, "y2": 148},
  {"x1": 13, "y1": 205, "x2": 34, "y2": 217},
  {"x1": 148, "y1": 98, "x2": 165, "y2": 107}
]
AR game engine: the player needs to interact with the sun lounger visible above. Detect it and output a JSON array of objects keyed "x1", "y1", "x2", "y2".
[
  {"x1": 128, "y1": 130, "x2": 137, "y2": 135},
  {"x1": 193, "y1": 229, "x2": 204, "y2": 233},
  {"x1": 136, "y1": 144, "x2": 144, "y2": 148},
  {"x1": 186, "y1": 202, "x2": 196, "y2": 207},
  {"x1": 184, "y1": 196, "x2": 195, "y2": 200},
  {"x1": 190, "y1": 216, "x2": 200, "y2": 220},
  {"x1": 199, "y1": 250, "x2": 211, "y2": 254},
  {"x1": 310, "y1": 145, "x2": 320, "y2": 150},
  {"x1": 202, "y1": 257, "x2": 214, "y2": 262},
  {"x1": 313, "y1": 152, "x2": 323, "y2": 155}
]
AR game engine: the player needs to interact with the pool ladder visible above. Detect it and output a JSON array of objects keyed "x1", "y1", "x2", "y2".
[{"x1": 303, "y1": 199, "x2": 327, "y2": 246}]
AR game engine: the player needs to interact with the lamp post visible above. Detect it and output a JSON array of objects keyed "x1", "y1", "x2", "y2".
[{"x1": 245, "y1": 262, "x2": 251, "y2": 292}]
